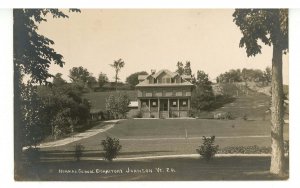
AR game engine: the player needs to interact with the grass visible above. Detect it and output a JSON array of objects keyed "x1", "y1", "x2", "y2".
[
  {"x1": 40, "y1": 119, "x2": 288, "y2": 159},
  {"x1": 83, "y1": 90, "x2": 137, "y2": 111},
  {"x1": 16, "y1": 156, "x2": 289, "y2": 181}
]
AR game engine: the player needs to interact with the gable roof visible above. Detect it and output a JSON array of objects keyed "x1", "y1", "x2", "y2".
[
  {"x1": 136, "y1": 69, "x2": 194, "y2": 87},
  {"x1": 151, "y1": 69, "x2": 178, "y2": 78}
]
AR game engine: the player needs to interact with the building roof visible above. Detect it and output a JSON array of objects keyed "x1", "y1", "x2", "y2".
[
  {"x1": 151, "y1": 69, "x2": 178, "y2": 78},
  {"x1": 136, "y1": 81, "x2": 194, "y2": 87},
  {"x1": 138, "y1": 75, "x2": 148, "y2": 81},
  {"x1": 136, "y1": 69, "x2": 194, "y2": 87}
]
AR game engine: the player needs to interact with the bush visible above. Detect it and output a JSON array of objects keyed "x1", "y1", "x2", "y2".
[
  {"x1": 219, "y1": 145, "x2": 271, "y2": 154},
  {"x1": 284, "y1": 140, "x2": 289, "y2": 156},
  {"x1": 134, "y1": 111, "x2": 143, "y2": 118},
  {"x1": 24, "y1": 147, "x2": 40, "y2": 164},
  {"x1": 196, "y1": 136, "x2": 219, "y2": 161},
  {"x1": 243, "y1": 114, "x2": 248, "y2": 120},
  {"x1": 101, "y1": 137, "x2": 122, "y2": 161},
  {"x1": 74, "y1": 143, "x2": 85, "y2": 161}
]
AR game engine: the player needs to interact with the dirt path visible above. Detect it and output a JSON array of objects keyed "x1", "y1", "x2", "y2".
[{"x1": 32, "y1": 120, "x2": 122, "y2": 149}]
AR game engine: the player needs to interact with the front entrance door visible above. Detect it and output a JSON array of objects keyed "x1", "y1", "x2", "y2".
[{"x1": 159, "y1": 99, "x2": 168, "y2": 118}]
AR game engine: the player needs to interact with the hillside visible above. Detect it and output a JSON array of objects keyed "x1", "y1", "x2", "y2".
[
  {"x1": 209, "y1": 82, "x2": 271, "y2": 120},
  {"x1": 83, "y1": 90, "x2": 137, "y2": 112}
]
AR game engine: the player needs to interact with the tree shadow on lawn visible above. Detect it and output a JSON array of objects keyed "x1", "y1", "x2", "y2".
[
  {"x1": 39, "y1": 150, "x2": 173, "y2": 162},
  {"x1": 17, "y1": 156, "x2": 289, "y2": 181}
]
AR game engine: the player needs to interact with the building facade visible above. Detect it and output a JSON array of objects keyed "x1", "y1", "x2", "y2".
[{"x1": 136, "y1": 69, "x2": 194, "y2": 118}]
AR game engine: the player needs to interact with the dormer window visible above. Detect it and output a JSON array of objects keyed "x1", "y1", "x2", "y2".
[{"x1": 154, "y1": 78, "x2": 157, "y2": 83}]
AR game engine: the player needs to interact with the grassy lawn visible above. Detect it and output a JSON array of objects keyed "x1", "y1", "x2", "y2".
[
  {"x1": 40, "y1": 119, "x2": 288, "y2": 159},
  {"x1": 16, "y1": 156, "x2": 289, "y2": 181}
]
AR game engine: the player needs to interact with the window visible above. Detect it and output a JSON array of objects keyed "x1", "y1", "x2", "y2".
[
  {"x1": 176, "y1": 92, "x2": 182, "y2": 96},
  {"x1": 172, "y1": 101, "x2": 177, "y2": 107},
  {"x1": 152, "y1": 101, "x2": 157, "y2": 107},
  {"x1": 181, "y1": 99, "x2": 188, "y2": 107},
  {"x1": 166, "y1": 92, "x2": 173, "y2": 97}
]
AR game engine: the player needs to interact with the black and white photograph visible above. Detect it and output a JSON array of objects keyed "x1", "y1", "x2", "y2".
[{"x1": 10, "y1": 8, "x2": 291, "y2": 181}]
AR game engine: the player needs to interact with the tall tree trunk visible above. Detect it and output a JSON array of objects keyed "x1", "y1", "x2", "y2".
[{"x1": 270, "y1": 44, "x2": 285, "y2": 176}]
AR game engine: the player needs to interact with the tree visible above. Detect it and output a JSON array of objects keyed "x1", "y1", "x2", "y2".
[
  {"x1": 263, "y1": 66, "x2": 272, "y2": 83},
  {"x1": 176, "y1": 61, "x2": 184, "y2": 75},
  {"x1": 126, "y1": 71, "x2": 148, "y2": 89},
  {"x1": 13, "y1": 9, "x2": 80, "y2": 174},
  {"x1": 53, "y1": 73, "x2": 67, "y2": 86},
  {"x1": 233, "y1": 9, "x2": 288, "y2": 176},
  {"x1": 98, "y1": 72, "x2": 109, "y2": 88},
  {"x1": 184, "y1": 61, "x2": 192, "y2": 75},
  {"x1": 87, "y1": 75, "x2": 97, "y2": 89},
  {"x1": 110, "y1": 59, "x2": 125, "y2": 90},
  {"x1": 191, "y1": 70, "x2": 215, "y2": 111},
  {"x1": 105, "y1": 92, "x2": 130, "y2": 119},
  {"x1": 69, "y1": 66, "x2": 90, "y2": 83}
]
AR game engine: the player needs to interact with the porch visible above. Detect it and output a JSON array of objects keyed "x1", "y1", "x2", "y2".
[{"x1": 139, "y1": 98, "x2": 191, "y2": 118}]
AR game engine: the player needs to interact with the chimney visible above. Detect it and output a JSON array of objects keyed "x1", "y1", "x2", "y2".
[{"x1": 151, "y1": 69, "x2": 156, "y2": 75}]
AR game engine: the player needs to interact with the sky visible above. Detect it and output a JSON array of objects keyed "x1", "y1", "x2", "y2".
[{"x1": 37, "y1": 9, "x2": 289, "y2": 84}]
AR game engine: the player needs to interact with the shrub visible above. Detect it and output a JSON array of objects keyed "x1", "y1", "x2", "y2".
[
  {"x1": 74, "y1": 143, "x2": 85, "y2": 161},
  {"x1": 219, "y1": 145, "x2": 271, "y2": 154},
  {"x1": 101, "y1": 137, "x2": 122, "y2": 161},
  {"x1": 24, "y1": 146, "x2": 40, "y2": 164},
  {"x1": 196, "y1": 136, "x2": 219, "y2": 161},
  {"x1": 134, "y1": 111, "x2": 143, "y2": 118},
  {"x1": 284, "y1": 140, "x2": 289, "y2": 156},
  {"x1": 243, "y1": 114, "x2": 248, "y2": 120}
]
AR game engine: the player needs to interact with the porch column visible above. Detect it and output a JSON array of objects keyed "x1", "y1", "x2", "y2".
[
  {"x1": 158, "y1": 98, "x2": 160, "y2": 118},
  {"x1": 148, "y1": 99, "x2": 151, "y2": 117},
  {"x1": 168, "y1": 98, "x2": 170, "y2": 118},
  {"x1": 188, "y1": 98, "x2": 190, "y2": 117},
  {"x1": 177, "y1": 98, "x2": 180, "y2": 117}
]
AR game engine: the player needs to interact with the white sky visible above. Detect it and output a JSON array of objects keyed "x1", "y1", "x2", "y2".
[{"x1": 37, "y1": 9, "x2": 289, "y2": 84}]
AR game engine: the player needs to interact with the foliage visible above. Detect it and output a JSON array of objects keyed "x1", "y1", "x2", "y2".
[
  {"x1": 184, "y1": 61, "x2": 192, "y2": 75},
  {"x1": 126, "y1": 71, "x2": 148, "y2": 88},
  {"x1": 101, "y1": 137, "x2": 122, "y2": 161},
  {"x1": 191, "y1": 70, "x2": 215, "y2": 111},
  {"x1": 105, "y1": 92, "x2": 130, "y2": 119},
  {"x1": 233, "y1": 9, "x2": 288, "y2": 56},
  {"x1": 284, "y1": 140, "x2": 289, "y2": 156},
  {"x1": 176, "y1": 61, "x2": 192, "y2": 76},
  {"x1": 216, "y1": 67, "x2": 272, "y2": 83},
  {"x1": 74, "y1": 143, "x2": 85, "y2": 161},
  {"x1": 196, "y1": 136, "x2": 219, "y2": 161},
  {"x1": 134, "y1": 111, "x2": 143, "y2": 118},
  {"x1": 52, "y1": 73, "x2": 67, "y2": 87},
  {"x1": 69, "y1": 66, "x2": 97, "y2": 90},
  {"x1": 37, "y1": 83, "x2": 91, "y2": 139},
  {"x1": 214, "y1": 112, "x2": 233, "y2": 120},
  {"x1": 51, "y1": 108, "x2": 73, "y2": 139},
  {"x1": 22, "y1": 84, "x2": 44, "y2": 147},
  {"x1": 176, "y1": 61, "x2": 184, "y2": 75},
  {"x1": 110, "y1": 58, "x2": 125, "y2": 89},
  {"x1": 13, "y1": 9, "x2": 80, "y2": 164},
  {"x1": 24, "y1": 146, "x2": 41, "y2": 164},
  {"x1": 233, "y1": 9, "x2": 288, "y2": 175},
  {"x1": 219, "y1": 145, "x2": 271, "y2": 154},
  {"x1": 98, "y1": 72, "x2": 109, "y2": 88}
]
